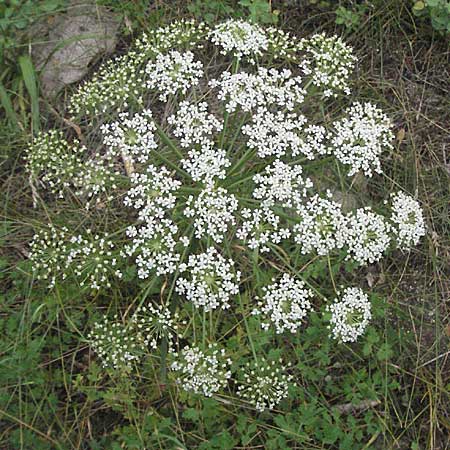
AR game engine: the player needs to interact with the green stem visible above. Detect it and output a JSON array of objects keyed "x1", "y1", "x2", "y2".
[{"x1": 155, "y1": 123, "x2": 184, "y2": 160}]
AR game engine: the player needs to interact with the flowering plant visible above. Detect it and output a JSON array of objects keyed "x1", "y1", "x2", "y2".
[{"x1": 26, "y1": 19, "x2": 426, "y2": 413}]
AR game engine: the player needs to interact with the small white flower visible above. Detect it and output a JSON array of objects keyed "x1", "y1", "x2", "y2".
[
  {"x1": 242, "y1": 108, "x2": 308, "y2": 159},
  {"x1": 344, "y1": 207, "x2": 391, "y2": 265},
  {"x1": 237, "y1": 207, "x2": 290, "y2": 253},
  {"x1": 171, "y1": 344, "x2": 231, "y2": 397},
  {"x1": 253, "y1": 159, "x2": 312, "y2": 208},
  {"x1": 146, "y1": 50, "x2": 203, "y2": 101},
  {"x1": 253, "y1": 273, "x2": 313, "y2": 334},
  {"x1": 88, "y1": 316, "x2": 140, "y2": 370},
  {"x1": 176, "y1": 247, "x2": 240, "y2": 312},
  {"x1": 101, "y1": 110, "x2": 157, "y2": 164},
  {"x1": 293, "y1": 192, "x2": 347, "y2": 256},
  {"x1": 237, "y1": 359, "x2": 292, "y2": 412},
  {"x1": 299, "y1": 33, "x2": 356, "y2": 97},
  {"x1": 67, "y1": 231, "x2": 122, "y2": 290},
  {"x1": 327, "y1": 287, "x2": 371, "y2": 343},
  {"x1": 184, "y1": 186, "x2": 238, "y2": 243},
  {"x1": 124, "y1": 217, "x2": 180, "y2": 278},
  {"x1": 124, "y1": 164, "x2": 181, "y2": 221},
  {"x1": 209, "y1": 67, "x2": 305, "y2": 113},
  {"x1": 209, "y1": 20, "x2": 268, "y2": 62},
  {"x1": 181, "y1": 146, "x2": 230, "y2": 184},
  {"x1": 330, "y1": 102, "x2": 394, "y2": 177},
  {"x1": 69, "y1": 53, "x2": 144, "y2": 116},
  {"x1": 168, "y1": 100, "x2": 222, "y2": 148},
  {"x1": 131, "y1": 303, "x2": 183, "y2": 350},
  {"x1": 29, "y1": 226, "x2": 70, "y2": 289},
  {"x1": 136, "y1": 19, "x2": 209, "y2": 54},
  {"x1": 390, "y1": 191, "x2": 426, "y2": 249}
]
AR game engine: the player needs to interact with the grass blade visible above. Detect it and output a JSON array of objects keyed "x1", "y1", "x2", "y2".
[
  {"x1": 0, "y1": 81, "x2": 20, "y2": 128},
  {"x1": 18, "y1": 55, "x2": 40, "y2": 134}
]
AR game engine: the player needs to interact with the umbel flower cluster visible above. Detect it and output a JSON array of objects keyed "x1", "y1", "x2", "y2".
[{"x1": 26, "y1": 20, "x2": 426, "y2": 412}]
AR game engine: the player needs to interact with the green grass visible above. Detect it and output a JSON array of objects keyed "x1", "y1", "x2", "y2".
[{"x1": 1, "y1": 1, "x2": 449, "y2": 449}]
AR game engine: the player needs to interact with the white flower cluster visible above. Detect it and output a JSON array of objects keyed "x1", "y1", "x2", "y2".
[
  {"x1": 294, "y1": 193, "x2": 347, "y2": 256},
  {"x1": 300, "y1": 33, "x2": 357, "y2": 97},
  {"x1": 330, "y1": 102, "x2": 394, "y2": 177},
  {"x1": 30, "y1": 227, "x2": 121, "y2": 290},
  {"x1": 29, "y1": 226, "x2": 70, "y2": 289},
  {"x1": 344, "y1": 207, "x2": 391, "y2": 265},
  {"x1": 181, "y1": 147, "x2": 231, "y2": 184},
  {"x1": 88, "y1": 316, "x2": 139, "y2": 370},
  {"x1": 184, "y1": 187, "x2": 238, "y2": 243},
  {"x1": 69, "y1": 53, "x2": 144, "y2": 116},
  {"x1": 74, "y1": 159, "x2": 120, "y2": 209},
  {"x1": 253, "y1": 160, "x2": 312, "y2": 208},
  {"x1": 136, "y1": 19, "x2": 209, "y2": 55},
  {"x1": 327, "y1": 287, "x2": 372, "y2": 343},
  {"x1": 176, "y1": 247, "x2": 240, "y2": 311},
  {"x1": 123, "y1": 163, "x2": 182, "y2": 277},
  {"x1": 124, "y1": 218, "x2": 180, "y2": 278},
  {"x1": 209, "y1": 19, "x2": 268, "y2": 62},
  {"x1": 27, "y1": 130, "x2": 120, "y2": 207},
  {"x1": 26, "y1": 130, "x2": 86, "y2": 198},
  {"x1": 237, "y1": 207, "x2": 290, "y2": 253},
  {"x1": 131, "y1": 303, "x2": 183, "y2": 350},
  {"x1": 237, "y1": 359, "x2": 292, "y2": 412},
  {"x1": 266, "y1": 26, "x2": 301, "y2": 61},
  {"x1": 170, "y1": 344, "x2": 232, "y2": 397},
  {"x1": 210, "y1": 68, "x2": 305, "y2": 113},
  {"x1": 124, "y1": 164, "x2": 181, "y2": 221},
  {"x1": 253, "y1": 274, "x2": 313, "y2": 334},
  {"x1": 167, "y1": 101, "x2": 222, "y2": 148},
  {"x1": 67, "y1": 231, "x2": 122, "y2": 290},
  {"x1": 101, "y1": 110, "x2": 157, "y2": 164},
  {"x1": 146, "y1": 50, "x2": 203, "y2": 101},
  {"x1": 242, "y1": 108, "x2": 307, "y2": 159},
  {"x1": 390, "y1": 191, "x2": 426, "y2": 249}
]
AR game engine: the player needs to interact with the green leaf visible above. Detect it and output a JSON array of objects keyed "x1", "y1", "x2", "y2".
[
  {"x1": 0, "y1": 81, "x2": 20, "y2": 127},
  {"x1": 18, "y1": 54, "x2": 40, "y2": 133},
  {"x1": 377, "y1": 343, "x2": 393, "y2": 361}
]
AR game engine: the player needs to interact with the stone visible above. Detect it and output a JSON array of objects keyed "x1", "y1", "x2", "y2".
[{"x1": 32, "y1": 1, "x2": 120, "y2": 98}]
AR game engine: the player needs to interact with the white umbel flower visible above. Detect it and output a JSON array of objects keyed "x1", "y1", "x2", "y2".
[
  {"x1": 146, "y1": 50, "x2": 203, "y2": 101},
  {"x1": 293, "y1": 193, "x2": 347, "y2": 256},
  {"x1": 167, "y1": 101, "x2": 222, "y2": 148},
  {"x1": 344, "y1": 207, "x2": 391, "y2": 265},
  {"x1": 176, "y1": 247, "x2": 240, "y2": 312},
  {"x1": 242, "y1": 108, "x2": 307, "y2": 159},
  {"x1": 124, "y1": 164, "x2": 181, "y2": 221},
  {"x1": 170, "y1": 344, "x2": 232, "y2": 397},
  {"x1": 253, "y1": 274, "x2": 313, "y2": 334},
  {"x1": 101, "y1": 110, "x2": 157, "y2": 164},
  {"x1": 299, "y1": 33, "x2": 356, "y2": 97},
  {"x1": 184, "y1": 186, "x2": 238, "y2": 243},
  {"x1": 209, "y1": 67, "x2": 305, "y2": 113},
  {"x1": 181, "y1": 147, "x2": 230, "y2": 184},
  {"x1": 253, "y1": 159, "x2": 312, "y2": 208},
  {"x1": 237, "y1": 359, "x2": 292, "y2": 412},
  {"x1": 131, "y1": 303, "x2": 183, "y2": 350},
  {"x1": 88, "y1": 316, "x2": 139, "y2": 370},
  {"x1": 29, "y1": 226, "x2": 70, "y2": 289},
  {"x1": 209, "y1": 20, "x2": 268, "y2": 62},
  {"x1": 327, "y1": 287, "x2": 371, "y2": 343},
  {"x1": 236, "y1": 207, "x2": 290, "y2": 253},
  {"x1": 67, "y1": 232, "x2": 122, "y2": 290},
  {"x1": 390, "y1": 191, "x2": 426, "y2": 249},
  {"x1": 124, "y1": 217, "x2": 180, "y2": 278},
  {"x1": 330, "y1": 102, "x2": 394, "y2": 177}
]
